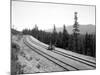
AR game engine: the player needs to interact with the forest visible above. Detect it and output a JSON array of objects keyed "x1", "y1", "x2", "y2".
[
  {"x1": 21, "y1": 12, "x2": 96, "y2": 57},
  {"x1": 12, "y1": 12, "x2": 95, "y2": 58},
  {"x1": 22, "y1": 24, "x2": 96, "y2": 57}
]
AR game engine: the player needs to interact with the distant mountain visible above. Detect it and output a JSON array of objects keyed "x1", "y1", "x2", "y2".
[{"x1": 45, "y1": 25, "x2": 96, "y2": 34}]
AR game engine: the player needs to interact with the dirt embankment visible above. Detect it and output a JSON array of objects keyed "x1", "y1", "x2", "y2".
[
  {"x1": 11, "y1": 35, "x2": 64, "y2": 74},
  {"x1": 11, "y1": 35, "x2": 24, "y2": 75}
]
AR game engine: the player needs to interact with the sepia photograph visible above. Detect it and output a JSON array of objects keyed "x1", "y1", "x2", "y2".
[{"x1": 11, "y1": 0, "x2": 96, "y2": 75}]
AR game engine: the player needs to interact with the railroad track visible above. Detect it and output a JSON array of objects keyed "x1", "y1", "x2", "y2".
[
  {"x1": 53, "y1": 50, "x2": 96, "y2": 68},
  {"x1": 23, "y1": 37, "x2": 80, "y2": 71},
  {"x1": 28, "y1": 36, "x2": 96, "y2": 68}
]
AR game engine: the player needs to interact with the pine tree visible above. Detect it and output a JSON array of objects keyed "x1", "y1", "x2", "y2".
[
  {"x1": 34, "y1": 24, "x2": 38, "y2": 31},
  {"x1": 56, "y1": 32, "x2": 63, "y2": 48},
  {"x1": 73, "y1": 12, "x2": 80, "y2": 52},
  {"x1": 52, "y1": 24, "x2": 57, "y2": 45},
  {"x1": 84, "y1": 33, "x2": 96, "y2": 57},
  {"x1": 34, "y1": 24, "x2": 39, "y2": 39},
  {"x1": 68, "y1": 34, "x2": 73, "y2": 50},
  {"x1": 62, "y1": 24, "x2": 69, "y2": 49}
]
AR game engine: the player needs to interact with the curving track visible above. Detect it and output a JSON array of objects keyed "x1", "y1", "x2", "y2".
[
  {"x1": 28, "y1": 36, "x2": 96, "y2": 68},
  {"x1": 23, "y1": 36, "x2": 96, "y2": 71},
  {"x1": 23, "y1": 38, "x2": 79, "y2": 71}
]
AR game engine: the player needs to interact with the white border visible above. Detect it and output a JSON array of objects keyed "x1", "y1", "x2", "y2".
[{"x1": 0, "y1": 0, "x2": 99, "y2": 75}]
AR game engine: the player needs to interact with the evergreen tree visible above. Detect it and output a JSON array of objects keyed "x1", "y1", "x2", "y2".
[
  {"x1": 56, "y1": 32, "x2": 63, "y2": 48},
  {"x1": 68, "y1": 34, "x2": 74, "y2": 50},
  {"x1": 72, "y1": 12, "x2": 80, "y2": 52},
  {"x1": 52, "y1": 24, "x2": 57, "y2": 45},
  {"x1": 84, "y1": 33, "x2": 96, "y2": 57},
  {"x1": 31, "y1": 24, "x2": 39, "y2": 39},
  {"x1": 62, "y1": 24, "x2": 69, "y2": 49}
]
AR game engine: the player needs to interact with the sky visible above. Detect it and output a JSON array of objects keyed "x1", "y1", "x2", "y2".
[{"x1": 12, "y1": 0, "x2": 95, "y2": 31}]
